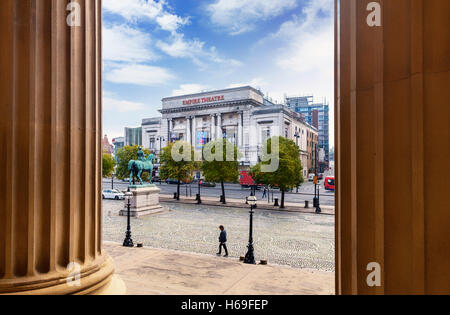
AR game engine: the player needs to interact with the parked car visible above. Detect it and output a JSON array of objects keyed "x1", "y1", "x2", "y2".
[
  {"x1": 200, "y1": 180, "x2": 216, "y2": 187},
  {"x1": 308, "y1": 174, "x2": 315, "y2": 182},
  {"x1": 102, "y1": 189, "x2": 125, "y2": 200},
  {"x1": 166, "y1": 178, "x2": 180, "y2": 185},
  {"x1": 324, "y1": 176, "x2": 335, "y2": 191},
  {"x1": 318, "y1": 173, "x2": 324, "y2": 180}
]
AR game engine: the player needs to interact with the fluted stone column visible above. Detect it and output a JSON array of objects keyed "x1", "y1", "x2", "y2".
[
  {"x1": 216, "y1": 114, "x2": 222, "y2": 139},
  {"x1": 0, "y1": 0, "x2": 120, "y2": 295},
  {"x1": 238, "y1": 112, "x2": 243, "y2": 148},
  {"x1": 210, "y1": 115, "x2": 216, "y2": 140},
  {"x1": 186, "y1": 117, "x2": 191, "y2": 144},
  {"x1": 336, "y1": 0, "x2": 450, "y2": 294},
  {"x1": 191, "y1": 116, "x2": 197, "y2": 146}
]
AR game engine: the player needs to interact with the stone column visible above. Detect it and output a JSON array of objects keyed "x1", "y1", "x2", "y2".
[
  {"x1": 336, "y1": 0, "x2": 450, "y2": 294},
  {"x1": 238, "y1": 112, "x2": 243, "y2": 148},
  {"x1": 168, "y1": 119, "x2": 173, "y2": 143},
  {"x1": 191, "y1": 116, "x2": 197, "y2": 147},
  {"x1": 0, "y1": 0, "x2": 121, "y2": 295},
  {"x1": 210, "y1": 115, "x2": 216, "y2": 140},
  {"x1": 216, "y1": 114, "x2": 222, "y2": 140},
  {"x1": 186, "y1": 117, "x2": 191, "y2": 144}
]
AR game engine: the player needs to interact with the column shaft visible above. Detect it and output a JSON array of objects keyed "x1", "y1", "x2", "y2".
[
  {"x1": 0, "y1": 0, "x2": 114, "y2": 295},
  {"x1": 336, "y1": 0, "x2": 450, "y2": 294}
]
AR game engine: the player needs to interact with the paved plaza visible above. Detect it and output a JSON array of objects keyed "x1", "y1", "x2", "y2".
[{"x1": 103, "y1": 200, "x2": 335, "y2": 271}]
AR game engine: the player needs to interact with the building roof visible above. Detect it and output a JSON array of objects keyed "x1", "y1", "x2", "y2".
[{"x1": 161, "y1": 86, "x2": 263, "y2": 102}]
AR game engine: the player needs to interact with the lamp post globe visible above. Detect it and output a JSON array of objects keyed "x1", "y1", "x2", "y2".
[
  {"x1": 123, "y1": 188, "x2": 134, "y2": 247},
  {"x1": 244, "y1": 196, "x2": 257, "y2": 265}
]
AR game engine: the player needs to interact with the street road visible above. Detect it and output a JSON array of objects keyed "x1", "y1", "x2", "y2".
[{"x1": 103, "y1": 178, "x2": 335, "y2": 206}]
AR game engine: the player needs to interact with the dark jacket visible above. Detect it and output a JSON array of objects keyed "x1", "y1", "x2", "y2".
[{"x1": 219, "y1": 230, "x2": 227, "y2": 243}]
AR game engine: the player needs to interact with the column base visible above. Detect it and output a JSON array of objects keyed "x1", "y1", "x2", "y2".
[{"x1": 0, "y1": 256, "x2": 121, "y2": 295}]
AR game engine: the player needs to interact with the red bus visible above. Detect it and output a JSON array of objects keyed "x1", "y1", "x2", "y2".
[{"x1": 324, "y1": 176, "x2": 335, "y2": 191}]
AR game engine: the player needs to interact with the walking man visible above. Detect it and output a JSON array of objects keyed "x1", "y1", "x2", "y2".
[
  {"x1": 262, "y1": 187, "x2": 267, "y2": 199},
  {"x1": 217, "y1": 225, "x2": 229, "y2": 257}
]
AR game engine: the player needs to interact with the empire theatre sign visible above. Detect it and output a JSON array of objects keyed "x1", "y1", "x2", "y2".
[{"x1": 182, "y1": 95, "x2": 225, "y2": 106}]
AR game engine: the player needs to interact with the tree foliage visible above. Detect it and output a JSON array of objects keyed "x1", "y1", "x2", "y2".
[
  {"x1": 250, "y1": 137, "x2": 304, "y2": 208},
  {"x1": 102, "y1": 152, "x2": 117, "y2": 178},
  {"x1": 115, "y1": 145, "x2": 152, "y2": 181},
  {"x1": 201, "y1": 139, "x2": 241, "y2": 204},
  {"x1": 159, "y1": 141, "x2": 200, "y2": 199}
]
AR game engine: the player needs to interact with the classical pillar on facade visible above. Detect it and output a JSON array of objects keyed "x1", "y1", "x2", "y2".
[
  {"x1": 0, "y1": 0, "x2": 123, "y2": 295},
  {"x1": 210, "y1": 115, "x2": 216, "y2": 140},
  {"x1": 238, "y1": 112, "x2": 243, "y2": 148},
  {"x1": 185, "y1": 117, "x2": 191, "y2": 144},
  {"x1": 191, "y1": 116, "x2": 197, "y2": 146},
  {"x1": 167, "y1": 119, "x2": 173, "y2": 144},
  {"x1": 216, "y1": 114, "x2": 222, "y2": 140},
  {"x1": 336, "y1": 0, "x2": 450, "y2": 294}
]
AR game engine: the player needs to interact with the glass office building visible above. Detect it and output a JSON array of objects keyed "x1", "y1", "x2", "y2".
[{"x1": 286, "y1": 96, "x2": 330, "y2": 166}]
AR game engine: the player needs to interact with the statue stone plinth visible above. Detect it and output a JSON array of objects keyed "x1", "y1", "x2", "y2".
[{"x1": 120, "y1": 185, "x2": 165, "y2": 217}]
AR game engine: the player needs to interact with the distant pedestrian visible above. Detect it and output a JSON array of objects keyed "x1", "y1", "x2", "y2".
[
  {"x1": 262, "y1": 187, "x2": 267, "y2": 199},
  {"x1": 216, "y1": 225, "x2": 229, "y2": 257}
]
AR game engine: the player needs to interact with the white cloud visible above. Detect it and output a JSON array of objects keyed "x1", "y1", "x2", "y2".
[
  {"x1": 103, "y1": 96, "x2": 146, "y2": 113},
  {"x1": 103, "y1": 24, "x2": 157, "y2": 63},
  {"x1": 254, "y1": 0, "x2": 335, "y2": 144},
  {"x1": 156, "y1": 34, "x2": 242, "y2": 69},
  {"x1": 103, "y1": 0, "x2": 189, "y2": 33},
  {"x1": 104, "y1": 64, "x2": 175, "y2": 86},
  {"x1": 171, "y1": 84, "x2": 210, "y2": 96},
  {"x1": 227, "y1": 78, "x2": 267, "y2": 90},
  {"x1": 207, "y1": 0, "x2": 298, "y2": 35}
]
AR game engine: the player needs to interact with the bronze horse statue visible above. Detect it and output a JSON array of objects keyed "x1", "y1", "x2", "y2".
[{"x1": 128, "y1": 148, "x2": 154, "y2": 185}]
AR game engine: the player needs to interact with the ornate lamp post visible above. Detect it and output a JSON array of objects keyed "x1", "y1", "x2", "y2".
[
  {"x1": 123, "y1": 188, "x2": 134, "y2": 247},
  {"x1": 294, "y1": 132, "x2": 300, "y2": 193},
  {"x1": 244, "y1": 196, "x2": 257, "y2": 264}
]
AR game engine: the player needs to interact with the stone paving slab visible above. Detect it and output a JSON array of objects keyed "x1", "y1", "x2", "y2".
[
  {"x1": 159, "y1": 194, "x2": 335, "y2": 215},
  {"x1": 103, "y1": 201, "x2": 335, "y2": 271},
  {"x1": 105, "y1": 242, "x2": 335, "y2": 295}
]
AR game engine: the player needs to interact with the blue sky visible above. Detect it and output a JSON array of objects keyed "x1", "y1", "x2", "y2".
[{"x1": 102, "y1": 0, "x2": 334, "y2": 146}]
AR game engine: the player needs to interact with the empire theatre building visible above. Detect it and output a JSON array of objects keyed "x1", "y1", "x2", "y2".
[{"x1": 143, "y1": 86, "x2": 318, "y2": 175}]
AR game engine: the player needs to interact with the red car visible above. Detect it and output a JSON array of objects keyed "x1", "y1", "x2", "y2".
[{"x1": 324, "y1": 176, "x2": 335, "y2": 191}]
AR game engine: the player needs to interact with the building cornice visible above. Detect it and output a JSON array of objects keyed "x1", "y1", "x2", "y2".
[
  {"x1": 161, "y1": 86, "x2": 263, "y2": 102},
  {"x1": 159, "y1": 99, "x2": 262, "y2": 115}
]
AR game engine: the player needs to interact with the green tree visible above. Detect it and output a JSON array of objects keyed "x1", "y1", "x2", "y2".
[
  {"x1": 159, "y1": 141, "x2": 199, "y2": 200},
  {"x1": 115, "y1": 145, "x2": 152, "y2": 182},
  {"x1": 202, "y1": 139, "x2": 241, "y2": 204},
  {"x1": 250, "y1": 137, "x2": 304, "y2": 208},
  {"x1": 102, "y1": 152, "x2": 117, "y2": 178}
]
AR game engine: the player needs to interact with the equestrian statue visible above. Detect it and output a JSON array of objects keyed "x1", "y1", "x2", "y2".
[{"x1": 128, "y1": 147, "x2": 155, "y2": 186}]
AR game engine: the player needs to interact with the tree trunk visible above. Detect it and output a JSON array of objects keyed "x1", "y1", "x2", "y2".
[
  {"x1": 221, "y1": 181, "x2": 226, "y2": 204},
  {"x1": 177, "y1": 181, "x2": 180, "y2": 200},
  {"x1": 280, "y1": 190, "x2": 285, "y2": 208}
]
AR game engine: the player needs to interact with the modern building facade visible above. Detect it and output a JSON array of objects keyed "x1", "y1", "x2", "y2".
[
  {"x1": 112, "y1": 137, "x2": 125, "y2": 160},
  {"x1": 286, "y1": 96, "x2": 330, "y2": 167},
  {"x1": 141, "y1": 86, "x2": 317, "y2": 177},
  {"x1": 124, "y1": 127, "x2": 142, "y2": 146}
]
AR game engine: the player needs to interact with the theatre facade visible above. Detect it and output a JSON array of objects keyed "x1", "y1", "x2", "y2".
[{"x1": 142, "y1": 86, "x2": 318, "y2": 177}]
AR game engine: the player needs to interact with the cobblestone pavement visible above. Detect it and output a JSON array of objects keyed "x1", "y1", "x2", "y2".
[{"x1": 103, "y1": 200, "x2": 335, "y2": 272}]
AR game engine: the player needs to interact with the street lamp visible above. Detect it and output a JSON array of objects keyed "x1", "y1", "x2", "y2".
[
  {"x1": 313, "y1": 144, "x2": 322, "y2": 214},
  {"x1": 294, "y1": 132, "x2": 301, "y2": 193},
  {"x1": 244, "y1": 196, "x2": 257, "y2": 265},
  {"x1": 123, "y1": 188, "x2": 134, "y2": 247}
]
